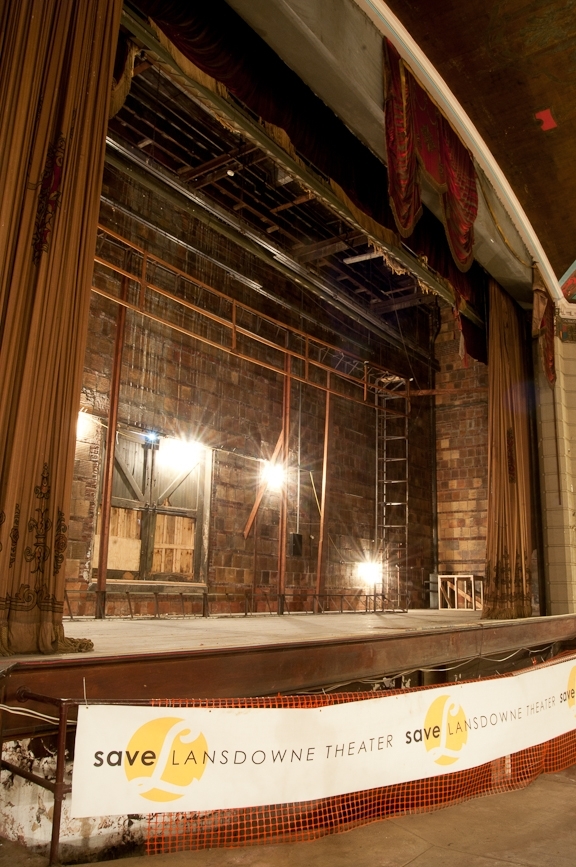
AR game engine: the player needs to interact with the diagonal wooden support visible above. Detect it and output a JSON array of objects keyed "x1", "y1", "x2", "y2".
[{"x1": 243, "y1": 430, "x2": 284, "y2": 539}]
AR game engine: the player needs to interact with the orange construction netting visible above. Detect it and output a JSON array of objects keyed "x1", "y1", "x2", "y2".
[{"x1": 146, "y1": 654, "x2": 576, "y2": 855}]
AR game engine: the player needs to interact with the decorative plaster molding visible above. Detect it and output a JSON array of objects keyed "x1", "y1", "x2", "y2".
[
  {"x1": 557, "y1": 317, "x2": 576, "y2": 341},
  {"x1": 556, "y1": 299, "x2": 576, "y2": 321}
]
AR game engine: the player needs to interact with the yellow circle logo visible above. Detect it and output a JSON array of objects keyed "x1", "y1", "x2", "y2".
[
  {"x1": 566, "y1": 666, "x2": 576, "y2": 715},
  {"x1": 124, "y1": 717, "x2": 208, "y2": 803},
  {"x1": 423, "y1": 695, "x2": 468, "y2": 766}
]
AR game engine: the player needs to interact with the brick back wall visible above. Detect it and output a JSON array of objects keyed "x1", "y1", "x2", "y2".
[
  {"x1": 435, "y1": 304, "x2": 488, "y2": 577},
  {"x1": 67, "y1": 166, "x2": 435, "y2": 603},
  {"x1": 408, "y1": 396, "x2": 434, "y2": 602},
  {"x1": 322, "y1": 396, "x2": 378, "y2": 589}
]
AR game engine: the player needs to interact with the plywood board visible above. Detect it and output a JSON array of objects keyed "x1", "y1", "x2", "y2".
[
  {"x1": 93, "y1": 536, "x2": 142, "y2": 570},
  {"x1": 152, "y1": 513, "x2": 195, "y2": 577}
]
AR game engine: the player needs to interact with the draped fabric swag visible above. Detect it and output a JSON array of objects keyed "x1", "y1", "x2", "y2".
[
  {"x1": 0, "y1": 0, "x2": 122, "y2": 654},
  {"x1": 408, "y1": 209, "x2": 488, "y2": 312},
  {"x1": 135, "y1": 0, "x2": 484, "y2": 310},
  {"x1": 109, "y1": 33, "x2": 138, "y2": 119},
  {"x1": 484, "y1": 281, "x2": 532, "y2": 619},
  {"x1": 136, "y1": 0, "x2": 398, "y2": 240},
  {"x1": 383, "y1": 40, "x2": 478, "y2": 272}
]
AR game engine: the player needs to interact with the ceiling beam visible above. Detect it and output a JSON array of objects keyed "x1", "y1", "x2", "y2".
[
  {"x1": 120, "y1": 7, "x2": 486, "y2": 327},
  {"x1": 371, "y1": 293, "x2": 435, "y2": 314},
  {"x1": 133, "y1": 59, "x2": 152, "y2": 77},
  {"x1": 178, "y1": 144, "x2": 258, "y2": 182},
  {"x1": 105, "y1": 137, "x2": 437, "y2": 365},
  {"x1": 270, "y1": 192, "x2": 313, "y2": 214},
  {"x1": 194, "y1": 151, "x2": 265, "y2": 189},
  {"x1": 293, "y1": 232, "x2": 365, "y2": 263}
]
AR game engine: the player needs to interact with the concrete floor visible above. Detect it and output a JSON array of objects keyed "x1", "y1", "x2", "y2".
[
  {"x1": 2, "y1": 765, "x2": 575, "y2": 866},
  {"x1": 5, "y1": 610, "x2": 483, "y2": 663},
  {"x1": 85, "y1": 765, "x2": 576, "y2": 867}
]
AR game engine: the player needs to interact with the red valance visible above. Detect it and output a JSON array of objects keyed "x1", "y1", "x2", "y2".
[
  {"x1": 135, "y1": 0, "x2": 396, "y2": 234},
  {"x1": 561, "y1": 272, "x2": 576, "y2": 303},
  {"x1": 384, "y1": 40, "x2": 478, "y2": 272}
]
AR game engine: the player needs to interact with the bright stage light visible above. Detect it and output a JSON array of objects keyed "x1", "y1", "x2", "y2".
[
  {"x1": 76, "y1": 412, "x2": 95, "y2": 440},
  {"x1": 158, "y1": 437, "x2": 203, "y2": 472},
  {"x1": 357, "y1": 561, "x2": 382, "y2": 585},
  {"x1": 261, "y1": 461, "x2": 285, "y2": 491}
]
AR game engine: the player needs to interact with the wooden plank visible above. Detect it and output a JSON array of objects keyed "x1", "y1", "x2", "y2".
[
  {"x1": 152, "y1": 514, "x2": 194, "y2": 576},
  {"x1": 157, "y1": 464, "x2": 198, "y2": 505},
  {"x1": 114, "y1": 450, "x2": 145, "y2": 503},
  {"x1": 243, "y1": 430, "x2": 284, "y2": 539}
]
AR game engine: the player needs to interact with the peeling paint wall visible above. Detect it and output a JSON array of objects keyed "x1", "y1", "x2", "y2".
[{"x1": 0, "y1": 740, "x2": 146, "y2": 863}]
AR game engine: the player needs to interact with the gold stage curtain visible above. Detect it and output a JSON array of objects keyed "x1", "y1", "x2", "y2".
[
  {"x1": 484, "y1": 280, "x2": 532, "y2": 619},
  {"x1": 0, "y1": 0, "x2": 122, "y2": 653}
]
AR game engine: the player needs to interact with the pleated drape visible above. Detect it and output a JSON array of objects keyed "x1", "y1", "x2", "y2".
[
  {"x1": 383, "y1": 40, "x2": 478, "y2": 272},
  {"x1": 0, "y1": 0, "x2": 122, "y2": 653},
  {"x1": 484, "y1": 280, "x2": 532, "y2": 619}
]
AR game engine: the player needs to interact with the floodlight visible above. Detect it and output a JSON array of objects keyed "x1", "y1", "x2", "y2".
[
  {"x1": 159, "y1": 437, "x2": 202, "y2": 471},
  {"x1": 76, "y1": 412, "x2": 95, "y2": 440},
  {"x1": 357, "y1": 561, "x2": 382, "y2": 585},
  {"x1": 262, "y1": 461, "x2": 285, "y2": 491}
]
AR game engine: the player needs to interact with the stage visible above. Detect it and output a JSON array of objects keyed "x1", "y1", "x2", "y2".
[
  {"x1": 0, "y1": 609, "x2": 575, "y2": 740},
  {"x1": 11, "y1": 609, "x2": 486, "y2": 659}
]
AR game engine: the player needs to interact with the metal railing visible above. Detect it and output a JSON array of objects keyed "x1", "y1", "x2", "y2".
[
  {"x1": 0, "y1": 689, "x2": 184, "y2": 866},
  {"x1": 64, "y1": 586, "x2": 409, "y2": 619},
  {"x1": 438, "y1": 574, "x2": 484, "y2": 610},
  {"x1": 1, "y1": 689, "x2": 74, "y2": 866}
]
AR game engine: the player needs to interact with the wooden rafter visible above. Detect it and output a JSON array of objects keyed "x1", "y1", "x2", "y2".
[
  {"x1": 243, "y1": 430, "x2": 284, "y2": 539},
  {"x1": 371, "y1": 293, "x2": 435, "y2": 315}
]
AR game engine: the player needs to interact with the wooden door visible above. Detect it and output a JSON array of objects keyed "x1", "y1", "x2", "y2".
[{"x1": 98, "y1": 432, "x2": 210, "y2": 583}]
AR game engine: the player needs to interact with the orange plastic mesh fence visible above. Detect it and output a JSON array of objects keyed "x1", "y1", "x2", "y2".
[{"x1": 145, "y1": 654, "x2": 576, "y2": 855}]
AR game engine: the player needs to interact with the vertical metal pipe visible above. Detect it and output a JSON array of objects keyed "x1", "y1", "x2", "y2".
[
  {"x1": 315, "y1": 380, "x2": 331, "y2": 600},
  {"x1": 430, "y1": 392, "x2": 439, "y2": 609},
  {"x1": 278, "y1": 356, "x2": 290, "y2": 605},
  {"x1": 49, "y1": 702, "x2": 69, "y2": 866},
  {"x1": 429, "y1": 306, "x2": 441, "y2": 608},
  {"x1": 96, "y1": 275, "x2": 128, "y2": 618},
  {"x1": 252, "y1": 502, "x2": 259, "y2": 603},
  {"x1": 296, "y1": 381, "x2": 302, "y2": 535},
  {"x1": 374, "y1": 397, "x2": 379, "y2": 558}
]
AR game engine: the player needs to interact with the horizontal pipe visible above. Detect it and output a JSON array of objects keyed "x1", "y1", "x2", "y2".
[
  {"x1": 0, "y1": 760, "x2": 67, "y2": 795},
  {"x1": 105, "y1": 142, "x2": 439, "y2": 364}
]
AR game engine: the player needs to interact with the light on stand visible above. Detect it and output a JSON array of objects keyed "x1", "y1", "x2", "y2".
[
  {"x1": 261, "y1": 461, "x2": 285, "y2": 491},
  {"x1": 357, "y1": 560, "x2": 382, "y2": 585},
  {"x1": 76, "y1": 412, "x2": 95, "y2": 440},
  {"x1": 158, "y1": 437, "x2": 203, "y2": 471}
]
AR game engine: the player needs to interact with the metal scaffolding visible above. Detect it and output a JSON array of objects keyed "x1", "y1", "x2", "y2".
[{"x1": 376, "y1": 376, "x2": 410, "y2": 609}]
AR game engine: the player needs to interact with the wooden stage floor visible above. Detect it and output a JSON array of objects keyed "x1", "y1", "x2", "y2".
[
  {"x1": 37, "y1": 609, "x2": 486, "y2": 659},
  {"x1": 1, "y1": 611, "x2": 576, "y2": 740}
]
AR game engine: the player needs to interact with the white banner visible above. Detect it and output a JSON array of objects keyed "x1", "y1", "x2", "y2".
[{"x1": 71, "y1": 656, "x2": 576, "y2": 817}]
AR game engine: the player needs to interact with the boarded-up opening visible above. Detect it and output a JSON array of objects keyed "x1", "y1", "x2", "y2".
[
  {"x1": 152, "y1": 513, "x2": 195, "y2": 578},
  {"x1": 96, "y1": 431, "x2": 210, "y2": 583},
  {"x1": 93, "y1": 506, "x2": 142, "y2": 572}
]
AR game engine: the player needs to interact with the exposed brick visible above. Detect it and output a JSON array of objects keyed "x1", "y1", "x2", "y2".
[
  {"x1": 435, "y1": 304, "x2": 487, "y2": 577},
  {"x1": 67, "y1": 170, "x2": 436, "y2": 604}
]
